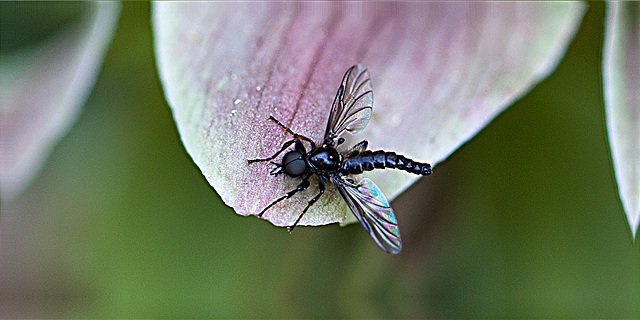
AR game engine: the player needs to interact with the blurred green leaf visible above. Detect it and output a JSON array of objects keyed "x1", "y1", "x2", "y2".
[
  {"x1": 603, "y1": 2, "x2": 639, "y2": 239},
  {"x1": 0, "y1": 2, "x2": 120, "y2": 198},
  {"x1": 153, "y1": 2, "x2": 585, "y2": 227}
]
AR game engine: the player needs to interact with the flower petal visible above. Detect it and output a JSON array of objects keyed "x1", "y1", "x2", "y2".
[
  {"x1": 603, "y1": 2, "x2": 639, "y2": 239},
  {"x1": 153, "y1": 2, "x2": 584, "y2": 227},
  {"x1": 0, "y1": 2, "x2": 120, "y2": 199}
]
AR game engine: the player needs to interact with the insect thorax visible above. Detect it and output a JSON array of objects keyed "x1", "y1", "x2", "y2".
[{"x1": 308, "y1": 146, "x2": 342, "y2": 171}]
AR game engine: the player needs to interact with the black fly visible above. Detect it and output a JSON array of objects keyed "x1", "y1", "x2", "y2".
[{"x1": 247, "y1": 65, "x2": 432, "y2": 254}]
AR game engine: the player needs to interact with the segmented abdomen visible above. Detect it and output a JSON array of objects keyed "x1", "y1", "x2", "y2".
[{"x1": 340, "y1": 150, "x2": 432, "y2": 176}]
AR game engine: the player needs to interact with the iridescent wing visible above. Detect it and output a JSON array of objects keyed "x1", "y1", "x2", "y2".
[
  {"x1": 331, "y1": 176, "x2": 401, "y2": 254},
  {"x1": 323, "y1": 65, "x2": 373, "y2": 146}
]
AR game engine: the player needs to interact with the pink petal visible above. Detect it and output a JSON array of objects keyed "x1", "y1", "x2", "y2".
[
  {"x1": 153, "y1": 2, "x2": 584, "y2": 227},
  {"x1": 0, "y1": 3, "x2": 120, "y2": 199},
  {"x1": 603, "y1": 2, "x2": 640, "y2": 239}
]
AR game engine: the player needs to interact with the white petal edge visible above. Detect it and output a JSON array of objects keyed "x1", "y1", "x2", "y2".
[{"x1": 603, "y1": 2, "x2": 640, "y2": 239}]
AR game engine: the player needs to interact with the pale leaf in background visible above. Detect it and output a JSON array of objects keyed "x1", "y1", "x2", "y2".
[{"x1": 0, "y1": 2, "x2": 120, "y2": 199}]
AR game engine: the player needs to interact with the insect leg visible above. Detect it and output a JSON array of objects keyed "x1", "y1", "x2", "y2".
[
  {"x1": 258, "y1": 176, "x2": 311, "y2": 217},
  {"x1": 268, "y1": 116, "x2": 316, "y2": 149},
  {"x1": 346, "y1": 140, "x2": 368, "y2": 156},
  {"x1": 269, "y1": 162, "x2": 283, "y2": 176},
  {"x1": 288, "y1": 176, "x2": 326, "y2": 232},
  {"x1": 247, "y1": 138, "x2": 299, "y2": 164}
]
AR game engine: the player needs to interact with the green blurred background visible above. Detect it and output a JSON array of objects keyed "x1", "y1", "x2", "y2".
[{"x1": 1, "y1": 2, "x2": 638, "y2": 318}]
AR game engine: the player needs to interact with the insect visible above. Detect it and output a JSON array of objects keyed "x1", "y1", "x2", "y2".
[{"x1": 247, "y1": 65, "x2": 432, "y2": 254}]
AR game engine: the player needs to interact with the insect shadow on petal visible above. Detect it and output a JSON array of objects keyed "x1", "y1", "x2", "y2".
[{"x1": 247, "y1": 65, "x2": 432, "y2": 254}]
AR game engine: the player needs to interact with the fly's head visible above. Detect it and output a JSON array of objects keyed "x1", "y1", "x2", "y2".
[{"x1": 281, "y1": 150, "x2": 308, "y2": 177}]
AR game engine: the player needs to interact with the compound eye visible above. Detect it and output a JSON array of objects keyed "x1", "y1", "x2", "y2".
[{"x1": 282, "y1": 151, "x2": 307, "y2": 177}]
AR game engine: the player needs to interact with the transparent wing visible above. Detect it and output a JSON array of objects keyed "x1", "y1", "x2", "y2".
[
  {"x1": 323, "y1": 65, "x2": 373, "y2": 146},
  {"x1": 331, "y1": 176, "x2": 401, "y2": 254}
]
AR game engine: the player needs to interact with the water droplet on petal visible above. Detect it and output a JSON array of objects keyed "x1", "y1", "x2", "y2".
[
  {"x1": 229, "y1": 109, "x2": 237, "y2": 123},
  {"x1": 234, "y1": 99, "x2": 241, "y2": 105},
  {"x1": 256, "y1": 86, "x2": 262, "y2": 91}
]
